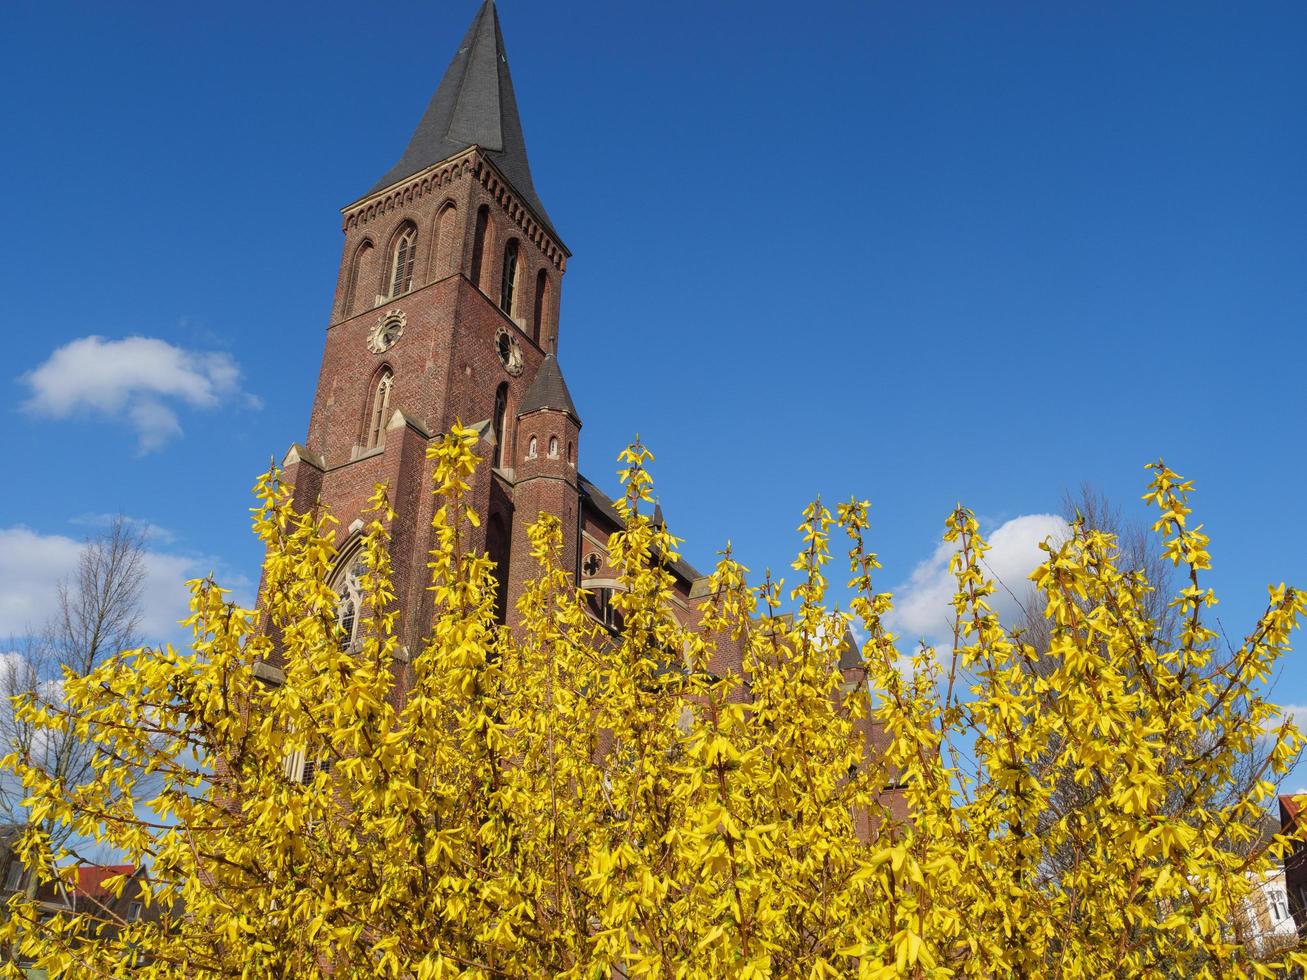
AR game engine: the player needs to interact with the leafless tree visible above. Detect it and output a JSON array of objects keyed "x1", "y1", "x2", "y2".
[
  {"x1": 1, "y1": 517, "x2": 148, "y2": 878},
  {"x1": 1016, "y1": 485, "x2": 1299, "y2": 925}
]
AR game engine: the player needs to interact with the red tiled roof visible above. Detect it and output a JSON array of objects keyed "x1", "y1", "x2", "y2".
[
  {"x1": 74, "y1": 864, "x2": 136, "y2": 900},
  {"x1": 1282, "y1": 793, "x2": 1303, "y2": 823}
]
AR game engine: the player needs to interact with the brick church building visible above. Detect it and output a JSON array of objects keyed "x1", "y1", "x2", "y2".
[
  {"x1": 278, "y1": 0, "x2": 728, "y2": 661},
  {"x1": 271, "y1": 0, "x2": 898, "y2": 825}
]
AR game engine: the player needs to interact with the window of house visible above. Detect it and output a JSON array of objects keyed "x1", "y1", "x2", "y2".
[
  {"x1": 500, "y1": 239, "x2": 520, "y2": 315},
  {"x1": 387, "y1": 225, "x2": 417, "y2": 297},
  {"x1": 365, "y1": 369, "x2": 394, "y2": 449},
  {"x1": 1271, "y1": 889, "x2": 1289, "y2": 922},
  {"x1": 3, "y1": 861, "x2": 24, "y2": 892},
  {"x1": 127, "y1": 900, "x2": 142, "y2": 921},
  {"x1": 527, "y1": 435, "x2": 537, "y2": 459},
  {"x1": 284, "y1": 746, "x2": 334, "y2": 784},
  {"x1": 548, "y1": 436, "x2": 559, "y2": 458}
]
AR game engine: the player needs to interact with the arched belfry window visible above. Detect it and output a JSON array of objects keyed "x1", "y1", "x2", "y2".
[
  {"x1": 386, "y1": 223, "x2": 417, "y2": 298},
  {"x1": 492, "y1": 382, "x2": 509, "y2": 468},
  {"x1": 500, "y1": 239, "x2": 520, "y2": 315},
  {"x1": 532, "y1": 269, "x2": 549, "y2": 345},
  {"x1": 343, "y1": 239, "x2": 374, "y2": 319},
  {"x1": 471, "y1": 205, "x2": 491, "y2": 291},
  {"x1": 365, "y1": 368, "x2": 394, "y2": 449},
  {"x1": 432, "y1": 202, "x2": 458, "y2": 279}
]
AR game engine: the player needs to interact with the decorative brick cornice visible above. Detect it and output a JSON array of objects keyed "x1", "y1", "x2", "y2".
[
  {"x1": 471, "y1": 157, "x2": 569, "y2": 271},
  {"x1": 341, "y1": 149, "x2": 477, "y2": 232},
  {"x1": 340, "y1": 148, "x2": 568, "y2": 272}
]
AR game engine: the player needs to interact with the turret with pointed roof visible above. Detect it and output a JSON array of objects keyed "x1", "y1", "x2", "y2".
[
  {"x1": 518, "y1": 354, "x2": 580, "y2": 424},
  {"x1": 367, "y1": 0, "x2": 556, "y2": 239}
]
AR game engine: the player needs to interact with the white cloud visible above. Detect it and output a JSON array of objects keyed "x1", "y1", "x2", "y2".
[
  {"x1": 0, "y1": 526, "x2": 251, "y2": 644},
  {"x1": 889, "y1": 514, "x2": 1070, "y2": 647},
  {"x1": 1268, "y1": 704, "x2": 1307, "y2": 732},
  {"x1": 20, "y1": 335, "x2": 257, "y2": 452}
]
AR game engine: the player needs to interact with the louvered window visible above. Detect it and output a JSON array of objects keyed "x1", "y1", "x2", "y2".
[
  {"x1": 366, "y1": 370, "x2": 394, "y2": 449},
  {"x1": 388, "y1": 227, "x2": 416, "y2": 297}
]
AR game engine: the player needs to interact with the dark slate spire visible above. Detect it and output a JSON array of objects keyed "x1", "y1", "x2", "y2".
[
  {"x1": 368, "y1": 1, "x2": 556, "y2": 237},
  {"x1": 838, "y1": 626, "x2": 864, "y2": 672},
  {"x1": 518, "y1": 355, "x2": 580, "y2": 423}
]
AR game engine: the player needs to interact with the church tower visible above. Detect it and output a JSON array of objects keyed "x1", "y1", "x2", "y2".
[{"x1": 281, "y1": 0, "x2": 577, "y2": 648}]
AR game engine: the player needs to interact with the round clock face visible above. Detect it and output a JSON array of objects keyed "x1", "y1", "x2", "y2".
[
  {"x1": 494, "y1": 327, "x2": 525, "y2": 376},
  {"x1": 368, "y1": 310, "x2": 406, "y2": 353}
]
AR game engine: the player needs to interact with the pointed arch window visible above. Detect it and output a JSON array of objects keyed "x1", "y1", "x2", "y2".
[
  {"x1": 433, "y1": 202, "x2": 459, "y2": 279},
  {"x1": 486, "y1": 512, "x2": 511, "y2": 626},
  {"x1": 492, "y1": 382, "x2": 509, "y2": 468},
  {"x1": 342, "y1": 239, "x2": 374, "y2": 319},
  {"x1": 500, "y1": 239, "x2": 520, "y2": 315},
  {"x1": 472, "y1": 206, "x2": 491, "y2": 290},
  {"x1": 366, "y1": 368, "x2": 394, "y2": 449},
  {"x1": 387, "y1": 224, "x2": 417, "y2": 298},
  {"x1": 331, "y1": 553, "x2": 366, "y2": 651},
  {"x1": 532, "y1": 269, "x2": 549, "y2": 345}
]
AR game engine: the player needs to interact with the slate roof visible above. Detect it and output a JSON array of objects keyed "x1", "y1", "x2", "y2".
[
  {"x1": 367, "y1": 0, "x2": 559, "y2": 242},
  {"x1": 578, "y1": 476, "x2": 703, "y2": 585},
  {"x1": 837, "y1": 627, "x2": 864, "y2": 671},
  {"x1": 518, "y1": 355, "x2": 580, "y2": 422}
]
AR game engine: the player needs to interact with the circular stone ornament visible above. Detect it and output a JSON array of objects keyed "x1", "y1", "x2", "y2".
[
  {"x1": 495, "y1": 326, "x2": 525, "y2": 376},
  {"x1": 368, "y1": 309, "x2": 406, "y2": 353}
]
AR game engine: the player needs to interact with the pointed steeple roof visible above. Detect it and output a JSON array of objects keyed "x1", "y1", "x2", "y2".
[
  {"x1": 518, "y1": 355, "x2": 580, "y2": 423},
  {"x1": 368, "y1": 1, "x2": 557, "y2": 237}
]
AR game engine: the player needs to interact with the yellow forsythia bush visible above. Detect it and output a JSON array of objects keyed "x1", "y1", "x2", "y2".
[{"x1": 1, "y1": 424, "x2": 1304, "y2": 978}]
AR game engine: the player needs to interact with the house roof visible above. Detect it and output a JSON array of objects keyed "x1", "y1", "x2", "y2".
[
  {"x1": 74, "y1": 864, "x2": 137, "y2": 901},
  {"x1": 365, "y1": 0, "x2": 559, "y2": 242},
  {"x1": 518, "y1": 355, "x2": 580, "y2": 423},
  {"x1": 1283, "y1": 793, "x2": 1303, "y2": 824}
]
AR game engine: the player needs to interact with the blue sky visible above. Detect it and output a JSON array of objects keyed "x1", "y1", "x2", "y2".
[{"x1": 0, "y1": 2, "x2": 1303, "y2": 787}]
